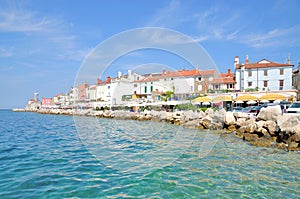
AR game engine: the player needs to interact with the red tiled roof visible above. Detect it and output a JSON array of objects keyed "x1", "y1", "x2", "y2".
[
  {"x1": 236, "y1": 59, "x2": 293, "y2": 69},
  {"x1": 134, "y1": 69, "x2": 216, "y2": 82},
  {"x1": 162, "y1": 69, "x2": 215, "y2": 77},
  {"x1": 212, "y1": 73, "x2": 235, "y2": 84},
  {"x1": 97, "y1": 77, "x2": 111, "y2": 85}
]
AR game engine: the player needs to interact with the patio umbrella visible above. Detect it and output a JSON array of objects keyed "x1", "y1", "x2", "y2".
[
  {"x1": 202, "y1": 102, "x2": 211, "y2": 105},
  {"x1": 259, "y1": 93, "x2": 292, "y2": 101},
  {"x1": 236, "y1": 94, "x2": 258, "y2": 101},
  {"x1": 212, "y1": 95, "x2": 232, "y2": 102},
  {"x1": 260, "y1": 99, "x2": 269, "y2": 103},
  {"x1": 192, "y1": 96, "x2": 211, "y2": 103},
  {"x1": 247, "y1": 100, "x2": 257, "y2": 105},
  {"x1": 235, "y1": 100, "x2": 244, "y2": 104}
]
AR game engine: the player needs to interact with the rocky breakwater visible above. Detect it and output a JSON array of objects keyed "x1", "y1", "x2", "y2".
[
  {"x1": 234, "y1": 105, "x2": 300, "y2": 151},
  {"x1": 34, "y1": 106, "x2": 300, "y2": 151}
]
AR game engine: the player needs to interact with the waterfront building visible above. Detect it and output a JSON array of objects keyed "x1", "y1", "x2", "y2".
[
  {"x1": 133, "y1": 68, "x2": 217, "y2": 101},
  {"x1": 94, "y1": 70, "x2": 144, "y2": 107},
  {"x1": 53, "y1": 93, "x2": 70, "y2": 107},
  {"x1": 68, "y1": 87, "x2": 78, "y2": 104},
  {"x1": 234, "y1": 55, "x2": 294, "y2": 92},
  {"x1": 292, "y1": 62, "x2": 300, "y2": 100},
  {"x1": 210, "y1": 69, "x2": 235, "y2": 92},
  {"x1": 42, "y1": 98, "x2": 53, "y2": 108}
]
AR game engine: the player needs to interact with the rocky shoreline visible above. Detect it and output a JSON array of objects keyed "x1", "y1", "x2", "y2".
[{"x1": 14, "y1": 105, "x2": 300, "y2": 151}]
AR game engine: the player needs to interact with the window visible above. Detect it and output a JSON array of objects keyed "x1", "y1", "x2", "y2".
[
  {"x1": 198, "y1": 85, "x2": 202, "y2": 91},
  {"x1": 248, "y1": 70, "x2": 252, "y2": 77},
  {"x1": 134, "y1": 84, "x2": 137, "y2": 88},
  {"x1": 144, "y1": 86, "x2": 147, "y2": 93},
  {"x1": 264, "y1": 70, "x2": 268, "y2": 76},
  {"x1": 264, "y1": 80, "x2": 268, "y2": 87},
  {"x1": 280, "y1": 68, "x2": 284, "y2": 75},
  {"x1": 214, "y1": 84, "x2": 219, "y2": 89},
  {"x1": 198, "y1": 76, "x2": 202, "y2": 81},
  {"x1": 248, "y1": 82, "x2": 252, "y2": 87},
  {"x1": 226, "y1": 84, "x2": 233, "y2": 89},
  {"x1": 107, "y1": 85, "x2": 110, "y2": 89},
  {"x1": 171, "y1": 78, "x2": 174, "y2": 80},
  {"x1": 150, "y1": 86, "x2": 153, "y2": 92},
  {"x1": 279, "y1": 80, "x2": 284, "y2": 90}
]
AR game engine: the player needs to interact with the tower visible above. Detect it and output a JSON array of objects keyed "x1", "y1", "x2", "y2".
[{"x1": 34, "y1": 92, "x2": 39, "y2": 102}]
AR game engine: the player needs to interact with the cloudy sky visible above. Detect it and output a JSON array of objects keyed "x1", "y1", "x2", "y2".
[{"x1": 1, "y1": 0, "x2": 300, "y2": 108}]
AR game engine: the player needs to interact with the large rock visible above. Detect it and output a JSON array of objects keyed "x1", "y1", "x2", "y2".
[
  {"x1": 200, "y1": 115, "x2": 212, "y2": 129},
  {"x1": 233, "y1": 112, "x2": 249, "y2": 119},
  {"x1": 183, "y1": 119, "x2": 203, "y2": 129},
  {"x1": 236, "y1": 118, "x2": 246, "y2": 127},
  {"x1": 263, "y1": 120, "x2": 277, "y2": 136},
  {"x1": 205, "y1": 108, "x2": 214, "y2": 117},
  {"x1": 277, "y1": 114, "x2": 300, "y2": 134},
  {"x1": 257, "y1": 105, "x2": 282, "y2": 121},
  {"x1": 224, "y1": 112, "x2": 236, "y2": 126}
]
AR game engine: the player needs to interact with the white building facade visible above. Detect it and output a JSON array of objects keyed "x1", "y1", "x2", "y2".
[{"x1": 235, "y1": 56, "x2": 293, "y2": 92}]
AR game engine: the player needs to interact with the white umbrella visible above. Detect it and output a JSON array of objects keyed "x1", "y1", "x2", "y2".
[
  {"x1": 235, "y1": 100, "x2": 244, "y2": 104},
  {"x1": 260, "y1": 99, "x2": 269, "y2": 103},
  {"x1": 247, "y1": 100, "x2": 257, "y2": 105},
  {"x1": 202, "y1": 102, "x2": 211, "y2": 105}
]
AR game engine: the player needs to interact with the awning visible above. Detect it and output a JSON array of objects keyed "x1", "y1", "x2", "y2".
[
  {"x1": 192, "y1": 96, "x2": 212, "y2": 103},
  {"x1": 235, "y1": 94, "x2": 258, "y2": 101},
  {"x1": 259, "y1": 93, "x2": 292, "y2": 101},
  {"x1": 212, "y1": 95, "x2": 232, "y2": 102}
]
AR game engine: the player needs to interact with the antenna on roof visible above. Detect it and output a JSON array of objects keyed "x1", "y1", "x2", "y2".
[{"x1": 288, "y1": 53, "x2": 291, "y2": 64}]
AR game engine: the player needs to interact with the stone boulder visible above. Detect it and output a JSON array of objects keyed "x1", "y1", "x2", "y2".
[
  {"x1": 224, "y1": 112, "x2": 236, "y2": 126},
  {"x1": 277, "y1": 114, "x2": 300, "y2": 134},
  {"x1": 263, "y1": 120, "x2": 277, "y2": 136},
  {"x1": 205, "y1": 108, "x2": 214, "y2": 117},
  {"x1": 183, "y1": 119, "x2": 203, "y2": 129},
  {"x1": 200, "y1": 115, "x2": 212, "y2": 129},
  {"x1": 257, "y1": 105, "x2": 282, "y2": 121},
  {"x1": 236, "y1": 118, "x2": 246, "y2": 127},
  {"x1": 233, "y1": 112, "x2": 249, "y2": 119}
]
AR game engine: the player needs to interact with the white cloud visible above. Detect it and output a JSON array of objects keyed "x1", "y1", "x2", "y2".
[
  {"x1": 0, "y1": 7, "x2": 62, "y2": 33},
  {"x1": 0, "y1": 3, "x2": 89, "y2": 62},
  {"x1": 147, "y1": 0, "x2": 182, "y2": 28},
  {"x1": 241, "y1": 25, "x2": 300, "y2": 48}
]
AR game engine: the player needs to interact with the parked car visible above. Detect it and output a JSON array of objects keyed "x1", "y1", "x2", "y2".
[
  {"x1": 232, "y1": 107, "x2": 243, "y2": 112},
  {"x1": 249, "y1": 106, "x2": 261, "y2": 116},
  {"x1": 286, "y1": 102, "x2": 300, "y2": 113}
]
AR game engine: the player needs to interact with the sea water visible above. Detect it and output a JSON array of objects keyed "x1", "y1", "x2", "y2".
[{"x1": 0, "y1": 110, "x2": 299, "y2": 198}]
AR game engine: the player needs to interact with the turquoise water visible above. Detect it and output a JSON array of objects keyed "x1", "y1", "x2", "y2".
[{"x1": 0, "y1": 110, "x2": 299, "y2": 198}]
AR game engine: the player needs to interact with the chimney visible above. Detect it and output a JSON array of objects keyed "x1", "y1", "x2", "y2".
[
  {"x1": 106, "y1": 76, "x2": 111, "y2": 83},
  {"x1": 227, "y1": 68, "x2": 231, "y2": 76},
  {"x1": 246, "y1": 55, "x2": 249, "y2": 64},
  {"x1": 97, "y1": 78, "x2": 102, "y2": 84},
  {"x1": 288, "y1": 53, "x2": 291, "y2": 65},
  {"x1": 128, "y1": 70, "x2": 132, "y2": 77},
  {"x1": 162, "y1": 68, "x2": 166, "y2": 75},
  {"x1": 234, "y1": 56, "x2": 239, "y2": 68},
  {"x1": 118, "y1": 71, "x2": 122, "y2": 78}
]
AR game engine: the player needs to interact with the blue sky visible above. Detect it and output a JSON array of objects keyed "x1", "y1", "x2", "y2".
[{"x1": 1, "y1": 0, "x2": 300, "y2": 108}]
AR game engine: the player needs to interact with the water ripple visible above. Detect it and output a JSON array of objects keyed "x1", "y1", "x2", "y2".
[{"x1": 0, "y1": 110, "x2": 299, "y2": 198}]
